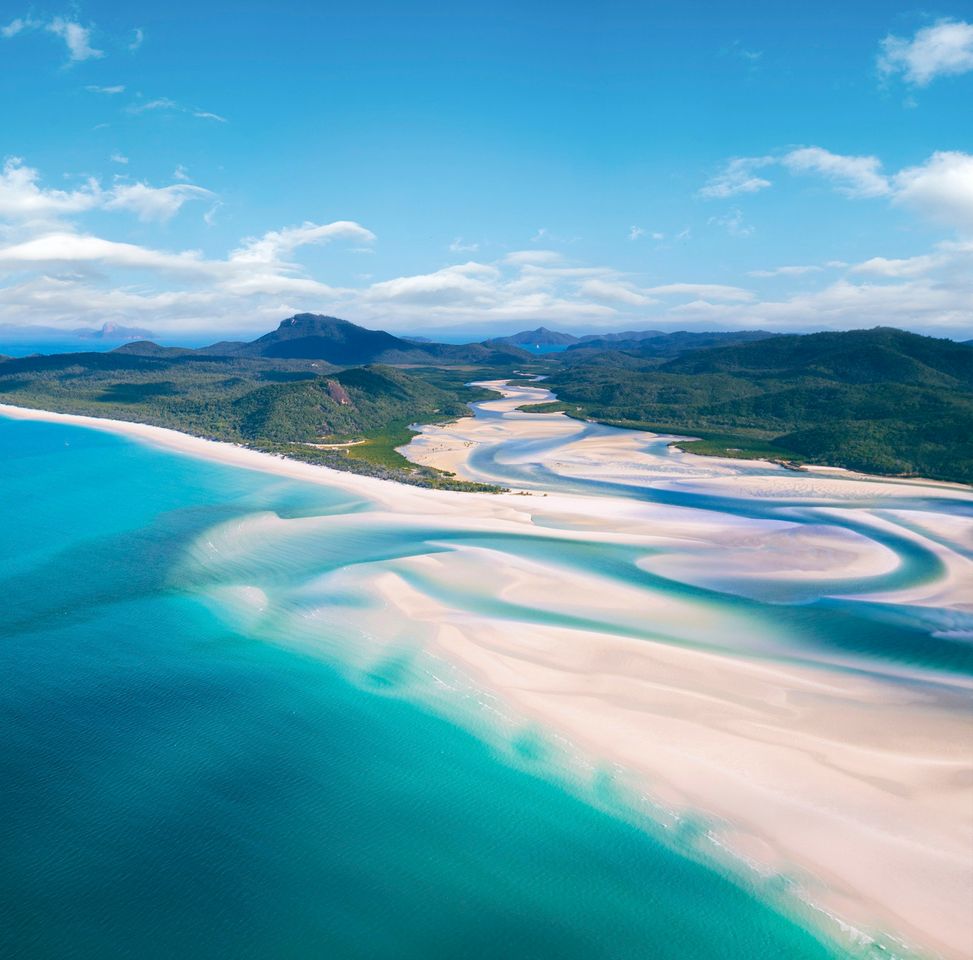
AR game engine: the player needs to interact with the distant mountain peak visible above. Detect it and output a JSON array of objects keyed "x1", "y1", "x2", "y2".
[
  {"x1": 197, "y1": 314, "x2": 531, "y2": 365},
  {"x1": 74, "y1": 321, "x2": 156, "y2": 341},
  {"x1": 488, "y1": 327, "x2": 580, "y2": 347},
  {"x1": 281, "y1": 313, "x2": 346, "y2": 327}
]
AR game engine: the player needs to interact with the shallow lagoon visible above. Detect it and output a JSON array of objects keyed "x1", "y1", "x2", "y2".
[{"x1": 0, "y1": 416, "x2": 862, "y2": 959}]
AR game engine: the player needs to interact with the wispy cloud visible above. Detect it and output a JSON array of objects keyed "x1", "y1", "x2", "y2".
[
  {"x1": 502, "y1": 250, "x2": 562, "y2": 266},
  {"x1": 721, "y1": 40, "x2": 763, "y2": 70},
  {"x1": 86, "y1": 84, "x2": 125, "y2": 95},
  {"x1": 47, "y1": 17, "x2": 102, "y2": 61},
  {"x1": 129, "y1": 27, "x2": 144, "y2": 51},
  {"x1": 1, "y1": 17, "x2": 33, "y2": 38},
  {"x1": 698, "y1": 156, "x2": 774, "y2": 199},
  {"x1": 2, "y1": 14, "x2": 103, "y2": 62},
  {"x1": 707, "y1": 207, "x2": 753, "y2": 237},
  {"x1": 644, "y1": 282, "x2": 753, "y2": 302},
  {"x1": 128, "y1": 98, "x2": 228, "y2": 123},
  {"x1": 192, "y1": 110, "x2": 228, "y2": 123},
  {"x1": 231, "y1": 221, "x2": 376, "y2": 265},
  {"x1": 748, "y1": 264, "x2": 823, "y2": 278},
  {"x1": 128, "y1": 97, "x2": 180, "y2": 114},
  {"x1": 782, "y1": 147, "x2": 890, "y2": 198},
  {"x1": 105, "y1": 183, "x2": 215, "y2": 222},
  {"x1": 0, "y1": 157, "x2": 213, "y2": 224},
  {"x1": 449, "y1": 237, "x2": 479, "y2": 253},
  {"x1": 577, "y1": 277, "x2": 654, "y2": 305}
]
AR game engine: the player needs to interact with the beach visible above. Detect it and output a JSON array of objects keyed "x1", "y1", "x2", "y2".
[{"x1": 1, "y1": 392, "x2": 971, "y2": 959}]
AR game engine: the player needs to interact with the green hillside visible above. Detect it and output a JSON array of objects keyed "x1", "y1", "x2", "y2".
[
  {"x1": 542, "y1": 328, "x2": 973, "y2": 483},
  {"x1": 0, "y1": 350, "x2": 503, "y2": 490}
]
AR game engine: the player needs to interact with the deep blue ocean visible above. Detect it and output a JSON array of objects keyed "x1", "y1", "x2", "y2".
[{"x1": 0, "y1": 416, "x2": 862, "y2": 959}]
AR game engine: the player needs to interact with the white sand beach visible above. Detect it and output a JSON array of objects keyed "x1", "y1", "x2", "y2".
[{"x1": 2, "y1": 394, "x2": 972, "y2": 959}]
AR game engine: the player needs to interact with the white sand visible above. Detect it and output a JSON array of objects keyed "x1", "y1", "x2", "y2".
[
  {"x1": 375, "y1": 562, "x2": 972, "y2": 959},
  {"x1": 3, "y1": 396, "x2": 972, "y2": 958}
]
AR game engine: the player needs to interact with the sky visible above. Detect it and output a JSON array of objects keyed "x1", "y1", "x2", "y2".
[{"x1": 1, "y1": 0, "x2": 972, "y2": 340}]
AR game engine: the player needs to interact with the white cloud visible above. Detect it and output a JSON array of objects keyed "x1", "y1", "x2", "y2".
[
  {"x1": 1, "y1": 217, "x2": 970, "y2": 337},
  {"x1": 705, "y1": 146, "x2": 973, "y2": 234},
  {"x1": 892, "y1": 151, "x2": 973, "y2": 232},
  {"x1": 645, "y1": 283, "x2": 754, "y2": 301},
  {"x1": 502, "y1": 250, "x2": 563, "y2": 266},
  {"x1": 748, "y1": 264, "x2": 823, "y2": 278},
  {"x1": 3, "y1": 15, "x2": 103, "y2": 62},
  {"x1": 46, "y1": 18, "x2": 102, "y2": 61},
  {"x1": 173, "y1": 165, "x2": 191, "y2": 181},
  {"x1": 782, "y1": 147, "x2": 890, "y2": 198},
  {"x1": 129, "y1": 27, "x2": 144, "y2": 51},
  {"x1": 128, "y1": 98, "x2": 180, "y2": 114},
  {"x1": 628, "y1": 225, "x2": 645, "y2": 240},
  {"x1": 577, "y1": 278, "x2": 653, "y2": 305},
  {"x1": 365, "y1": 262, "x2": 500, "y2": 306},
  {"x1": 0, "y1": 158, "x2": 101, "y2": 219},
  {"x1": 127, "y1": 98, "x2": 227, "y2": 122},
  {"x1": 449, "y1": 237, "x2": 479, "y2": 253},
  {"x1": 0, "y1": 158, "x2": 220, "y2": 225},
  {"x1": 104, "y1": 183, "x2": 215, "y2": 222},
  {"x1": 677, "y1": 269, "x2": 973, "y2": 332},
  {"x1": 879, "y1": 19, "x2": 973, "y2": 86},
  {"x1": 850, "y1": 254, "x2": 940, "y2": 278},
  {"x1": 86, "y1": 84, "x2": 125, "y2": 94},
  {"x1": 1, "y1": 17, "x2": 33, "y2": 38},
  {"x1": 231, "y1": 221, "x2": 376, "y2": 265},
  {"x1": 1, "y1": 161, "x2": 969, "y2": 338},
  {"x1": 0, "y1": 232, "x2": 212, "y2": 275},
  {"x1": 699, "y1": 156, "x2": 774, "y2": 199},
  {"x1": 0, "y1": 222, "x2": 373, "y2": 302}
]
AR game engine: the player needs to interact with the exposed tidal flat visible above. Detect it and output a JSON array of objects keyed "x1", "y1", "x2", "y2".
[{"x1": 1, "y1": 390, "x2": 971, "y2": 960}]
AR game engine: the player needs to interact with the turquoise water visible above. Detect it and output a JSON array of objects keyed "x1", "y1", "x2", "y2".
[{"x1": 0, "y1": 417, "x2": 861, "y2": 959}]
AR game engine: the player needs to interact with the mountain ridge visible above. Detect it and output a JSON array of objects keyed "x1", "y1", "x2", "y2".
[{"x1": 189, "y1": 314, "x2": 532, "y2": 365}]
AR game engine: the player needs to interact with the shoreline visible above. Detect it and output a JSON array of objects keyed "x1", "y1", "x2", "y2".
[
  {"x1": 400, "y1": 380, "x2": 973, "y2": 497},
  {"x1": 3, "y1": 398, "x2": 972, "y2": 959}
]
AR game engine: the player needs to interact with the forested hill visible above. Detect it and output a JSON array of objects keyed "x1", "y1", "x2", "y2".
[
  {"x1": 540, "y1": 327, "x2": 973, "y2": 484},
  {"x1": 0, "y1": 348, "x2": 506, "y2": 491},
  {"x1": 563, "y1": 330, "x2": 778, "y2": 360},
  {"x1": 662, "y1": 328, "x2": 973, "y2": 386},
  {"x1": 485, "y1": 327, "x2": 581, "y2": 347}
]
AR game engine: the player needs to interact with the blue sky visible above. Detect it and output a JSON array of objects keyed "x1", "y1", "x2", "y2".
[{"x1": 1, "y1": 0, "x2": 972, "y2": 339}]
